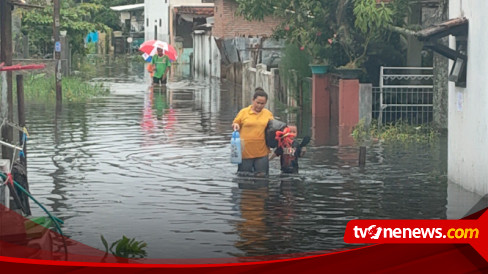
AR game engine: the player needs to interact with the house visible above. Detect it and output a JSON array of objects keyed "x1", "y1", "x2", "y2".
[
  {"x1": 111, "y1": 1, "x2": 213, "y2": 63},
  {"x1": 445, "y1": 0, "x2": 488, "y2": 196},
  {"x1": 110, "y1": 3, "x2": 145, "y2": 54},
  {"x1": 193, "y1": 0, "x2": 283, "y2": 80},
  {"x1": 144, "y1": 0, "x2": 170, "y2": 43},
  {"x1": 170, "y1": 2, "x2": 214, "y2": 64}
]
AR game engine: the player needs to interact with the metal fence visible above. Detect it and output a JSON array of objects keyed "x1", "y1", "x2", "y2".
[{"x1": 373, "y1": 66, "x2": 434, "y2": 125}]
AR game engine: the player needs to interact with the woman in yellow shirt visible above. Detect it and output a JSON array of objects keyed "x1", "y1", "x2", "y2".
[{"x1": 232, "y1": 88, "x2": 274, "y2": 176}]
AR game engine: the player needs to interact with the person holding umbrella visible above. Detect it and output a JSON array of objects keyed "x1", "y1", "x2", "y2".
[{"x1": 151, "y1": 47, "x2": 171, "y2": 86}]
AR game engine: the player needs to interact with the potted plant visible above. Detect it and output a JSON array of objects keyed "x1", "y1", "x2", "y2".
[
  {"x1": 287, "y1": 24, "x2": 335, "y2": 75},
  {"x1": 306, "y1": 45, "x2": 332, "y2": 74},
  {"x1": 304, "y1": 37, "x2": 333, "y2": 74}
]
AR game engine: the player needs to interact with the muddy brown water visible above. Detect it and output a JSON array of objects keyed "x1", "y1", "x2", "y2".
[{"x1": 22, "y1": 61, "x2": 481, "y2": 258}]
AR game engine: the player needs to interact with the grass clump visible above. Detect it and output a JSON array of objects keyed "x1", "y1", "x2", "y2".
[
  {"x1": 353, "y1": 119, "x2": 441, "y2": 145},
  {"x1": 371, "y1": 120, "x2": 441, "y2": 144},
  {"x1": 18, "y1": 73, "x2": 110, "y2": 103},
  {"x1": 352, "y1": 118, "x2": 371, "y2": 146}
]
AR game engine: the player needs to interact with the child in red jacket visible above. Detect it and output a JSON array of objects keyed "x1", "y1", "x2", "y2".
[{"x1": 270, "y1": 125, "x2": 309, "y2": 174}]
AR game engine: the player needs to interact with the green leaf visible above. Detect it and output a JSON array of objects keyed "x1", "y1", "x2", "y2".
[{"x1": 100, "y1": 235, "x2": 108, "y2": 253}]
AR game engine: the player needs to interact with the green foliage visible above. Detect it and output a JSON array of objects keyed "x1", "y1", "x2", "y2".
[
  {"x1": 353, "y1": 119, "x2": 440, "y2": 146},
  {"x1": 235, "y1": 0, "x2": 275, "y2": 21},
  {"x1": 101, "y1": 235, "x2": 147, "y2": 259},
  {"x1": 235, "y1": 0, "x2": 410, "y2": 73},
  {"x1": 18, "y1": 73, "x2": 109, "y2": 103},
  {"x1": 332, "y1": 0, "x2": 394, "y2": 68},
  {"x1": 277, "y1": 43, "x2": 312, "y2": 105},
  {"x1": 279, "y1": 43, "x2": 312, "y2": 80},
  {"x1": 369, "y1": 120, "x2": 441, "y2": 144},
  {"x1": 242, "y1": 0, "x2": 335, "y2": 64},
  {"x1": 354, "y1": 0, "x2": 393, "y2": 34},
  {"x1": 21, "y1": 0, "x2": 112, "y2": 57},
  {"x1": 352, "y1": 118, "x2": 371, "y2": 146}
]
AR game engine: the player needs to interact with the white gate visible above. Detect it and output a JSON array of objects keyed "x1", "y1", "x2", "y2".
[{"x1": 375, "y1": 66, "x2": 434, "y2": 126}]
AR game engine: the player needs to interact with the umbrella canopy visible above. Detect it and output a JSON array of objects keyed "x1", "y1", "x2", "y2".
[{"x1": 139, "y1": 40, "x2": 178, "y2": 62}]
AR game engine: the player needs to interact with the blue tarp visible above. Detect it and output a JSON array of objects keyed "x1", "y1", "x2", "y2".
[{"x1": 85, "y1": 31, "x2": 99, "y2": 43}]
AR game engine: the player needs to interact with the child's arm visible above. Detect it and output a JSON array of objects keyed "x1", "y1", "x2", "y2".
[
  {"x1": 269, "y1": 147, "x2": 282, "y2": 160},
  {"x1": 294, "y1": 146, "x2": 306, "y2": 158},
  {"x1": 295, "y1": 136, "x2": 310, "y2": 157}
]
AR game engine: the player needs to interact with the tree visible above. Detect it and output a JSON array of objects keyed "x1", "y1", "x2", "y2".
[
  {"x1": 236, "y1": 0, "x2": 412, "y2": 80},
  {"x1": 335, "y1": 0, "x2": 393, "y2": 68},
  {"x1": 21, "y1": 0, "x2": 112, "y2": 57},
  {"x1": 237, "y1": 0, "x2": 336, "y2": 64},
  {"x1": 235, "y1": 0, "x2": 415, "y2": 81}
]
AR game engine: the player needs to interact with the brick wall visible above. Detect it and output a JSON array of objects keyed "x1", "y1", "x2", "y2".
[{"x1": 213, "y1": 0, "x2": 282, "y2": 38}]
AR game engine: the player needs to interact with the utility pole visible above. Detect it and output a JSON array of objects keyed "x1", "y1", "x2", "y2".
[
  {"x1": 1, "y1": 0, "x2": 14, "y2": 159},
  {"x1": 53, "y1": 0, "x2": 62, "y2": 107}
]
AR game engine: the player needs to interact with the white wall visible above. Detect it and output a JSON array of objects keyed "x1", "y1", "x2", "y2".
[
  {"x1": 145, "y1": 0, "x2": 170, "y2": 42},
  {"x1": 448, "y1": 0, "x2": 488, "y2": 195}
]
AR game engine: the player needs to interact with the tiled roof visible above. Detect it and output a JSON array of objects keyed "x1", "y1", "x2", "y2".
[
  {"x1": 174, "y1": 6, "x2": 214, "y2": 16},
  {"x1": 416, "y1": 17, "x2": 468, "y2": 41}
]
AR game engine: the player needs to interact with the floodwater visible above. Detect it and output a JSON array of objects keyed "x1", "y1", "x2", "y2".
[{"x1": 23, "y1": 59, "x2": 483, "y2": 259}]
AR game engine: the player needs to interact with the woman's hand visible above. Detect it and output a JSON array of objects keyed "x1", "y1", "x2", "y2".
[{"x1": 232, "y1": 123, "x2": 240, "y2": 131}]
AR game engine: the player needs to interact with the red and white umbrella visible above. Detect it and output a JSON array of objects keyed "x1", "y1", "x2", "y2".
[{"x1": 139, "y1": 40, "x2": 178, "y2": 61}]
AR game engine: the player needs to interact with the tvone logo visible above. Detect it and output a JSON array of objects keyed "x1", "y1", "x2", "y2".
[{"x1": 366, "y1": 225, "x2": 382, "y2": 239}]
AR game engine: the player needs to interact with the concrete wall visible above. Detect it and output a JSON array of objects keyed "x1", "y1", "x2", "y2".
[
  {"x1": 218, "y1": 37, "x2": 283, "y2": 85},
  {"x1": 311, "y1": 74, "x2": 360, "y2": 146},
  {"x1": 359, "y1": 84, "x2": 372, "y2": 126},
  {"x1": 145, "y1": 0, "x2": 170, "y2": 42},
  {"x1": 242, "y1": 61, "x2": 279, "y2": 113},
  {"x1": 193, "y1": 31, "x2": 220, "y2": 79},
  {"x1": 338, "y1": 79, "x2": 359, "y2": 146},
  {"x1": 448, "y1": 0, "x2": 488, "y2": 195}
]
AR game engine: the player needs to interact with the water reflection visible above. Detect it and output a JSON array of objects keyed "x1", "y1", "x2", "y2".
[
  {"x1": 21, "y1": 61, "x2": 483, "y2": 259},
  {"x1": 141, "y1": 87, "x2": 176, "y2": 146},
  {"x1": 234, "y1": 181, "x2": 270, "y2": 256}
]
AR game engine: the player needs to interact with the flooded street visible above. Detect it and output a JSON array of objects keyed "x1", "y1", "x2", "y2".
[{"x1": 23, "y1": 60, "x2": 482, "y2": 259}]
